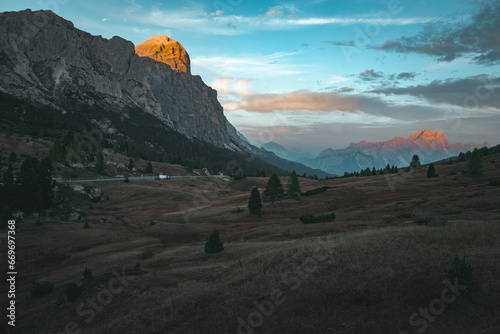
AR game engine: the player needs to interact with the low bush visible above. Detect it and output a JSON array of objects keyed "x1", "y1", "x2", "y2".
[
  {"x1": 232, "y1": 207, "x2": 243, "y2": 213},
  {"x1": 66, "y1": 283, "x2": 81, "y2": 302},
  {"x1": 428, "y1": 220, "x2": 448, "y2": 226},
  {"x1": 30, "y1": 281, "x2": 54, "y2": 297},
  {"x1": 81, "y1": 267, "x2": 93, "y2": 283},
  {"x1": 301, "y1": 186, "x2": 330, "y2": 197},
  {"x1": 411, "y1": 209, "x2": 433, "y2": 225},
  {"x1": 448, "y1": 255, "x2": 473, "y2": 287},
  {"x1": 300, "y1": 212, "x2": 336, "y2": 224},
  {"x1": 489, "y1": 180, "x2": 500, "y2": 186}
]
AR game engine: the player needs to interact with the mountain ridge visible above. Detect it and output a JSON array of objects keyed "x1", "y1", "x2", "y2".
[
  {"x1": 0, "y1": 9, "x2": 325, "y2": 177},
  {"x1": 285, "y1": 130, "x2": 489, "y2": 175}
]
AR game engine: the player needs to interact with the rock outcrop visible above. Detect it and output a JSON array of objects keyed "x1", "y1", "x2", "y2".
[
  {"x1": 135, "y1": 35, "x2": 191, "y2": 74},
  {"x1": 0, "y1": 9, "x2": 231, "y2": 148}
]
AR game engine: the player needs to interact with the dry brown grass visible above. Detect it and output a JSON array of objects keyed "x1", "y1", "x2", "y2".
[{"x1": 1, "y1": 143, "x2": 500, "y2": 334}]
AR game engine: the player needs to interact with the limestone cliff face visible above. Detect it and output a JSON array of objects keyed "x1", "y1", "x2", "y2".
[
  {"x1": 0, "y1": 9, "x2": 232, "y2": 148},
  {"x1": 135, "y1": 35, "x2": 191, "y2": 75}
]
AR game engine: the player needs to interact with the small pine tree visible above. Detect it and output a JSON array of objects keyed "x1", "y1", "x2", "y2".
[
  {"x1": 410, "y1": 154, "x2": 421, "y2": 168},
  {"x1": 427, "y1": 163, "x2": 437, "y2": 178},
  {"x1": 81, "y1": 267, "x2": 93, "y2": 283},
  {"x1": 263, "y1": 174, "x2": 285, "y2": 203},
  {"x1": 95, "y1": 149, "x2": 105, "y2": 173},
  {"x1": 248, "y1": 187, "x2": 262, "y2": 216},
  {"x1": 287, "y1": 170, "x2": 301, "y2": 199},
  {"x1": 145, "y1": 161, "x2": 153, "y2": 173},
  {"x1": 204, "y1": 228, "x2": 224, "y2": 254},
  {"x1": 448, "y1": 254, "x2": 473, "y2": 287},
  {"x1": 467, "y1": 149, "x2": 483, "y2": 177},
  {"x1": 48, "y1": 139, "x2": 65, "y2": 162},
  {"x1": 9, "y1": 151, "x2": 17, "y2": 162},
  {"x1": 128, "y1": 159, "x2": 135, "y2": 171}
]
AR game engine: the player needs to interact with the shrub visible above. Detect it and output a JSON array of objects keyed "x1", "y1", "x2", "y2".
[
  {"x1": 411, "y1": 209, "x2": 433, "y2": 225},
  {"x1": 232, "y1": 207, "x2": 243, "y2": 213},
  {"x1": 489, "y1": 180, "x2": 500, "y2": 186},
  {"x1": 30, "y1": 281, "x2": 54, "y2": 297},
  {"x1": 300, "y1": 212, "x2": 336, "y2": 224},
  {"x1": 428, "y1": 220, "x2": 448, "y2": 226},
  {"x1": 301, "y1": 186, "x2": 330, "y2": 197},
  {"x1": 66, "y1": 283, "x2": 81, "y2": 302},
  {"x1": 448, "y1": 254, "x2": 473, "y2": 287},
  {"x1": 150, "y1": 221, "x2": 156, "y2": 226},
  {"x1": 83, "y1": 221, "x2": 90, "y2": 229},
  {"x1": 81, "y1": 267, "x2": 93, "y2": 283},
  {"x1": 204, "y1": 228, "x2": 224, "y2": 254},
  {"x1": 134, "y1": 263, "x2": 141, "y2": 270}
]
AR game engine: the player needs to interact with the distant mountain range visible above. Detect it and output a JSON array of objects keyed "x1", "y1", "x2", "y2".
[
  {"x1": 267, "y1": 130, "x2": 490, "y2": 176},
  {"x1": 261, "y1": 142, "x2": 316, "y2": 162}
]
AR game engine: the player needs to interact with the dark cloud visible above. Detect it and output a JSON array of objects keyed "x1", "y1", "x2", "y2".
[
  {"x1": 376, "y1": 1, "x2": 500, "y2": 65},
  {"x1": 359, "y1": 69, "x2": 384, "y2": 81},
  {"x1": 300, "y1": 43, "x2": 309, "y2": 47},
  {"x1": 324, "y1": 40, "x2": 355, "y2": 47},
  {"x1": 370, "y1": 75, "x2": 500, "y2": 109},
  {"x1": 336, "y1": 87, "x2": 355, "y2": 93},
  {"x1": 396, "y1": 72, "x2": 417, "y2": 80},
  {"x1": 437, "y1": 53, "x2": 461, "y2": 62}
]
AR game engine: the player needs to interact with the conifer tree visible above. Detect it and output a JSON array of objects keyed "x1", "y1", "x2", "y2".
[
  {"x1": 145, "y1": 161, "x2": 153, "y2": 173},
  {"x1": 263, "y1": 173, "x2": 285, "y2": 203},
  {"x1": 204, "y1": 228, "x2": 224, "y2": 254},
  {"x1": 287, "y1": 170, "x2": 301, "y2": 199},
  {"x1": 427, "y1": 163, "x2": 437, "y2": 178},
  {"x1": 128, "y1": 158, "x2": 135, "y2": 171},
  {"x1": 410, "y1": 154, "x2": 421, "y2": 168},
  {"x1": 95, "y1": 149, "x2": 105, "y2": 173},
  {"x1": 248, "y1": 186, "x2": 262, "y2": 216},
  {"x1": 467, "y1": 149, "x2": 483, "y2": 177},
  {"x1": 48, "y1": 139, "x2": 65, "y2": 162}
]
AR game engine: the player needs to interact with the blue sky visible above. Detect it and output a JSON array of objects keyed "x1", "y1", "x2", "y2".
[{"x1": 2, "y1": 0, "x2": 499, "y2": 153}]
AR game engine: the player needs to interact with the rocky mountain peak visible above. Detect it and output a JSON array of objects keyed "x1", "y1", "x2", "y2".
[
  {"x1": 135, "y1": 35, "x2": 191, "y2": 74},
  {"x1": 408, "y1": 129, "x2": 449, "y2": 146}
]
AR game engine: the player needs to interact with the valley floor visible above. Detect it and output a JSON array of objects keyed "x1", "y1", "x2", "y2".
[{"x1": 2, "y1": 154, "x2": 500, "y2": 334}]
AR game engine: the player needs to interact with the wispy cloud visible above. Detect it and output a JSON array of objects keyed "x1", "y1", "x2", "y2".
[
  {"x1": 211, "y1": 77, "x2": 254, "y2": 98},
  {"x1": 122, "y1": 4, "x2": 437, "y2": 36},
  {"x1": 192, "y1": 51, "x2": 304, "y2": 78}
]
